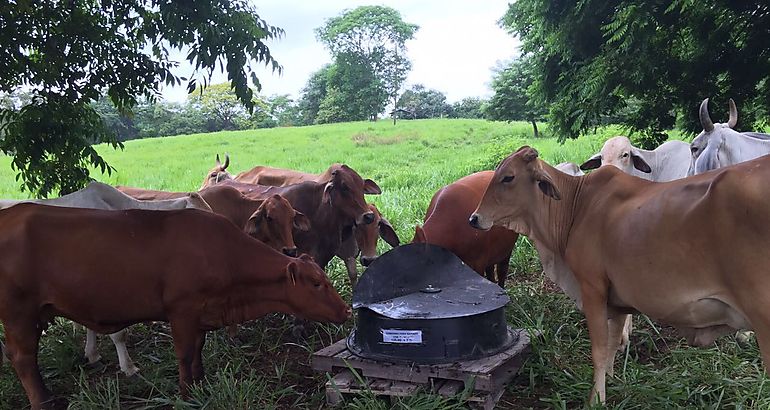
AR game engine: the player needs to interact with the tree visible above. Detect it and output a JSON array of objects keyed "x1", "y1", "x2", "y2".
[
  {"x1": 0, "y1": 0, "x2": 281, "y2": 197},
  {"x1": 503, "y1": 1, "x2": 770, "y2": 148},
  {"x1": 451, "y1": 98, "x2": 487, "y2": 119},
  {"x1": 297, "y1": 66, "x2": 331, "y2": 125},
  {"x1": 317, "y1": 53, "x2": 388, "y2": 123},
  {"x1": 316, "y1": 6, "x2": 418, "y2": 120},
  {"x1": 396, "y1": 85, "x2": 451, "y2": 119},
  {"x1": 266, "y1": 94, "x2": 301, "y2": 127},
  {"x1": 485, "y1": 57, "x2": 547, "y2": 137}
]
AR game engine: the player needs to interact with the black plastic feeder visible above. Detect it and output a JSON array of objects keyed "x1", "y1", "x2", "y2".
[{"x1": 347, "y1": 243, "x2": 517, "y2": 364}]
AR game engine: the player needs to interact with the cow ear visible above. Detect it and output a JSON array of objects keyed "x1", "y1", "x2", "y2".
[
  {"x1": 363, "y1": 179, "x2": 382, "y2": 195},
  {"x1": 630, "y1": 150, "x2": 652, "y2": 173},
  {"x1": 580, "y1": 154, "x2": 602, "y2": 171},
  {"x1": 379, "y1": 218, "x2": 401, "y2": 247},
  {"x1": 413, "y1": 225, "x2": 426, "y2": 243},
  {"x1": 286, "y1": 262, "x2": 297, "y2": 286},
  {"x1": 293, "y1": 211, "x2": 311, "y2": 231},
  {"x1": 533, "y1": 167, "x2": 562, "y2": 200},
  {"x1": 245, "y1": 210, "x2": 263, "y2": 237}
]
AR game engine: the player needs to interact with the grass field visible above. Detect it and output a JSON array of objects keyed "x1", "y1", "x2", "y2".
[{"x1": 0, "y1": 118, "x2": 767, "y2": 409}]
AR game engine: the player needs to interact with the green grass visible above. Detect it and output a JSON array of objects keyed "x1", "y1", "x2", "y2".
[{"x1": 0, "y1": 118, "x2": 767, "y2": 409}]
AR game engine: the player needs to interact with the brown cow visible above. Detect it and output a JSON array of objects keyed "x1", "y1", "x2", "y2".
[
  {"x1": 337, "y1": 203, "x2": 400, "y2": 285},
  {"x1": 412, "y1": 171, "x2": 518, "y2": 287},
  {"x1": 470, "y1": 146, "x2": 770, "y2": 404},
  {"x1": 225, "y1": 163, "x2": 388, "y2": 282},
  {"x1": 200, "y1": 154, "x2": 233, "y2": 189},
  {"x1": 218, "y1": 169, "x2": 377, "y2": 270},
  {"x1": 117, "y1": 185, "x2": 308, "y2": 256},
  {"x1": 0, "y1": 204, "x2": 350, "y2": 409},
  {"x1": 234, "y1": 163, "x2": 382, "y2": 195}
]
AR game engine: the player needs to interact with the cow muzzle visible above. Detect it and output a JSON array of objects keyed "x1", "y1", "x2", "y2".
[
  {"x1": 469, "y1": 213, "x2": 492, "y2": 230},
  {"x1": 360, "y1": 255, "x2": 376, "y2": 267},
  {"x1": 282, "y1": 247, "x2": 298, "y2": 257}
]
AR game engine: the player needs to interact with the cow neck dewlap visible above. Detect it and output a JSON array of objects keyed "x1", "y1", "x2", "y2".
[{"x1": 531, "y1": 163, "x2": 582, "y2": 256}]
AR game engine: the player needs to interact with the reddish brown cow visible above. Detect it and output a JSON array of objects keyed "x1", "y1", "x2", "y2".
[
  {"x1": 218, "y1": 172, "x2": 376, "y2": 270},
  {"x1": 412, "y1": 171, "x2": 518, "y2": 287},
  {"x1": 117, "y1": 185, "x2": 308, "y2": 256},
  {"x1": 234, "y1": 163, "x2": 382, "y2": 195},
  {"x1": 200, "y1": 154, "x2": 233, "y2": 189},
  {"x1": 0, "y1": 204, "x2": 350, "y2": 409},
  {"x1": 337, "y1": 203, "x2": 400, "y2": 285}
]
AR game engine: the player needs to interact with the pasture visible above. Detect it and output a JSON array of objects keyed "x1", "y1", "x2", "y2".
[{"x1": 0, "y1": 118, "x2": 767, "y2": 409}]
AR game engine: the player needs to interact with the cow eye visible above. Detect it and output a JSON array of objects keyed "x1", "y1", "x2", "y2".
[
  {"x1": 622, "y1": 153, "x2": 629, "y2": 158},
  {"x1": 210, "y1": 173, "x2": 217, "y2": 177},
  {"x1": 501, "y1": 175, "x2": 514, "y2": 183},
  {"x1": 314, "y1": 282, "x2": 323, "y2": 289},
  {"x1": 691, "y1": 146, "x2": 698, "y2": 153}
]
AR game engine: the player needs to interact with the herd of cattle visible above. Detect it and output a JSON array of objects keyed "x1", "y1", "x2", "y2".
[{"x1": 0, "y1": 97, "x2": 769, "y2": 408}]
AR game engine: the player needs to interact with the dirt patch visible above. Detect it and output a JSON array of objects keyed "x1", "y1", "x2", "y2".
[{"x1": 351, "y1": 132, "x2": 416, "y2": 146}]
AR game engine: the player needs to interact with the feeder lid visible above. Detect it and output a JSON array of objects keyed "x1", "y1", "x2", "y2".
[{"x1": 352, "y1": 243, "x2": 510, "y2": 320}]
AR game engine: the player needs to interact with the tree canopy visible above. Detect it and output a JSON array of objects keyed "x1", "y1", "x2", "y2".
[
  {"x1": 0, "y1": 0, "x2": 282, "y2": 197},
  {"x1": 503, "y1": 0, "x2": 770, "y2": 147},
  {"x1": 315, "y1": 6, "x2": 418, "y2": 122},
  {"x1": 396, "y1": 85, "x2": 451, "y2": 119},
  {"x1": 485, "y1": 57, "x2": 547, "y2": 137}
]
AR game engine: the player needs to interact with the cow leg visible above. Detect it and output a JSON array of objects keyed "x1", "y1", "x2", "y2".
[
  {"x1": 495, "y1": 254, "x2": 512, "y2": 288},
  {"x1": 108, "y1": 329, "x2": 139, "y2": 376},
  {"x1": 581, "y1": 287, "x2": 610, "y2": 405},
  {"x1": 484, "y1": 265, "x2": 496, "y2": 283},
  {"x1": 344, "y1": 257, "x2": 358, "y2": 286},
  {"x1": 4, "y1": 319, "x2": 54, "y2": 409},
  {"x1": 605, "y1": 313, "x2": 631, "y2": 378},
  {"x1": 170, "y1": 319, "x2": 200, "y2": 398},
  {"x1": 84, "y1": 328, "x2": 101, "y2": 364},
  {"x1": 190, "y1": 331, "x2": 206, "y2": 382}
]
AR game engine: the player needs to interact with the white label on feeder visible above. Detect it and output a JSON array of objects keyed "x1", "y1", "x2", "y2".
[{"x1": 381, "y1": 329, "x2": 422, "y2": 344}]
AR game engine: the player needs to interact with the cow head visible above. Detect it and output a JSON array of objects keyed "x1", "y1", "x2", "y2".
[
  {"x1": 356, "y1": 204, "x2": 400, "y2": 266},
  {"x1": 689, "y1": 98, "x2": 739, "y2": 175},
  {"x1": 201, "y1": 154, "x2": 233, "y2": 189},
  {"x1": 580, "y1": 136, "x2": 651, "y2": 174},
  {"x1": 470, "y1": 146, "x2": 561, "y2": 232},
  {"x1": 284, "y1": 254, "x2": 351, "y2": 324},
  {"x1": 245, "y1": 194, "x2": 310, "y2": 257},
  {"x1": 322, "y1": 165, "x2": 377, "y2": 226}
]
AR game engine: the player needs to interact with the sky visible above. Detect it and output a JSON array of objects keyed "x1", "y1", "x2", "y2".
[{"x1": 161, "y1": 1, "x2": 521, "y2": 104}]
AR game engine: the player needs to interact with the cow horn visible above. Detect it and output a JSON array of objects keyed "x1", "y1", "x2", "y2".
[
  {"x1": 727, "y1": 98, "x2": 737, "y2": 129},
  {"x1": 223, "y1": 153, "x2": 230, "y2": 170},
  {"x1": 215, "y1": 154, "x2": 221, "y2": 166},
  {"x1": 699, "y1": 98, "x2": 714, "y2": 132}
]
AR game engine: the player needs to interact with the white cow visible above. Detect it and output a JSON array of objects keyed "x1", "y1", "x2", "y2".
[
  {"x1": 581, "y1": 136, "x2": 691, "y2": 182},
  {"x1": 689, "y1": 98, "x2": 770, "y2": 175},
  {"x1": 555, "y1": 162, "x2": 585, "y2": 176},
  {"x1": 0, "y1": 181, "x2": 212, "y2": 376}
]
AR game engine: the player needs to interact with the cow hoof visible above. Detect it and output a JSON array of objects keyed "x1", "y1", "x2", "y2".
[
  {"x1": 736, "y1": 330, "x2": 754, "y2": 346},
  {"x1": 85, "y1": 354, "x2": 102, "y2": 365},
  {"x1": 123, "y1": 366, "x2": 140, "y2": 377}
]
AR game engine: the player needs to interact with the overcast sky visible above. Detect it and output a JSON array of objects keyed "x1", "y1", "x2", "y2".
[{"x1": 161, "y1": 1, "x2": 520, "y2": 103}]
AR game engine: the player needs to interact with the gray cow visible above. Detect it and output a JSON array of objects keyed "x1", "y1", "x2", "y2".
[
  {"x1": 581, "y1": 136, "x2": 691, "y2": 182},
  {"x1": 0, "y1": 182, "x2": 212, "y2": 376},
  {"x1": 689, "y1": 98, "x2": 770, "y2": 175}
]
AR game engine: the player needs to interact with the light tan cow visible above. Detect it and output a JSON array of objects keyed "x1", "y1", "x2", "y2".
[{"x1": 470, "y1": 146, "x2": 770, "y2": 404}]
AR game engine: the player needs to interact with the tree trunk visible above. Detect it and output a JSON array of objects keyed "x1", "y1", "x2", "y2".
[{"x1": 531, "y1": 120, "x2": 539, "y2": 138}]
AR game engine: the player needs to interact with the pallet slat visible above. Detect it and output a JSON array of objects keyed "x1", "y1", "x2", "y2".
[{"x1": 313, "y1": 328, "x2": 532, "y2": 408}]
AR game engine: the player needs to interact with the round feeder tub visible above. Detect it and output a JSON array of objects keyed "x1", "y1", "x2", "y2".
[{"x1": 347, "y1": 243, "x2": 517, "y2": 364}]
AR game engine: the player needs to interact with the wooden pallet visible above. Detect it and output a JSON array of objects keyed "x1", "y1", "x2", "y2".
[{"x1": 312, "y1": 328, "x2": 531, "y2": 409}]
